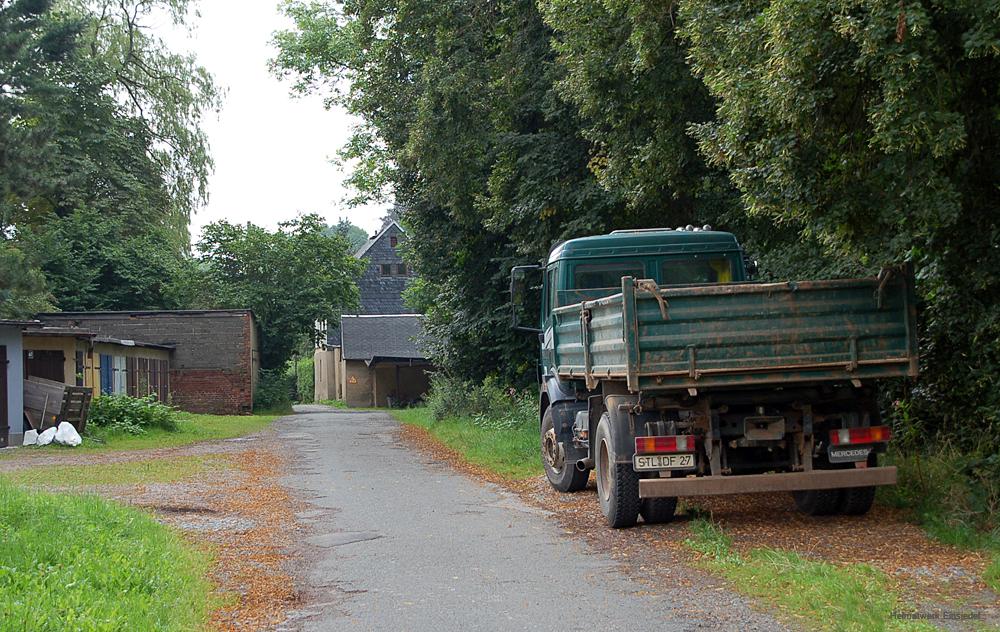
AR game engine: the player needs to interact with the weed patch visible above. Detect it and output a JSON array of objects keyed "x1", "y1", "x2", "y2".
[
  {"x1": 391, "y1": 407, "x2": 540, "y2": 480},
  {"x1": 0, "y1": 482, "x2": 213, "y2": 631},
  {"x1": 684, "y1": 518, "x2": 936, "y2": 631}
]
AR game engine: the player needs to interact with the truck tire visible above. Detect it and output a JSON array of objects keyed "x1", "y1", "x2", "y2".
[
  {"x1": 792, "y1": 489, "x2": 843, "y2": 516},
  {"x1": 838, "y1": 486, "x2": 876, "y2": 515},
  {"x1": 541, "y1": 408, "x2": 589, "y2": 492},
  {"x1": 640, "y1": 497, "x2": 677, "y2": 524},
  {"x1": 595, "y1": 413, "x2": 640, "y2": 528}
]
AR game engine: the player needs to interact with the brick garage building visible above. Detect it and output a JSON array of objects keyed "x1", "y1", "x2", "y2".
[{"x1": 39, "y1": 310, "x2": 259, "y2": 414}]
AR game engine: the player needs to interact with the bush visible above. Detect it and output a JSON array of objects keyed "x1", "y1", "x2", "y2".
[
  {"x1": 88, "y1": 395, "x2": 179, "y2": 435},
  {"x1": 426, "y1": 374, "x2": 535, "y2": 430},
  {"x1": 254, "y1": 368, "x2": 294, "y2": 411},
  {"x1": 289, "y1": 355, "x2": 314, "y2": 403},
  {"x1": 881, "y1": 444, "x2": 1000, "y2": 542}
]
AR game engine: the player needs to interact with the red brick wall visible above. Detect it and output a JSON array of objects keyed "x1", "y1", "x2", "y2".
[{"x1": 169, "y1": 368, "x2": 252, "y2": 415}]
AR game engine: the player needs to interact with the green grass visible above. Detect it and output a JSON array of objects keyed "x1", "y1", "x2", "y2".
[
  {"x1": 684, "y1": 518, "x2": 936, "y2": 631},
  {"x1": 391, "y1": 407, "x2": 541, "y2": 480},
  {"x1": 318, "y1": 399, "x2": 349, "y2": 409},
  {"x1": 0, "y1": 481, "x2": 213, "y2": 631},
  {"x1": 1, "y1": 455, "x2": 224, "y2": 488},
  {"x1": 880, "y1": 446, "x2": 1000, "y2": 592},
  {"x1": 1, "y1": 412, "x2": 284, "y2": 458}
]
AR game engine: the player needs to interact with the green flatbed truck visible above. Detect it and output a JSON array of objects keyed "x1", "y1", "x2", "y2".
[{"x1": 511, "y1": 226, "x2": 917, "y2": 528}]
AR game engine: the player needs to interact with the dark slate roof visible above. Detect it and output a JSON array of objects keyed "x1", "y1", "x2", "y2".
[
  {"x1": 340, "y1": 315, "x2": 426, "y2": 362},
  {"x1": 353, "y1": 221, "x2": 412, "y2": 315}
]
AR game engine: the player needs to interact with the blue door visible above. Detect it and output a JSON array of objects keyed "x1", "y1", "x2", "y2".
[{"x1": 99, "y1": 354, "x2": 113, "y2": 395}]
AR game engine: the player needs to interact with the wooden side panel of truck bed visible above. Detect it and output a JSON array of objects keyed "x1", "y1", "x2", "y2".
[{"x1": 552, "y1": 271, "x2": 918, "y2": 392}]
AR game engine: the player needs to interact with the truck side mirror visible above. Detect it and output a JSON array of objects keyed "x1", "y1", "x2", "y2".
[{"x1": 510, "y1": 265, "x2": 542, "y2": 334}]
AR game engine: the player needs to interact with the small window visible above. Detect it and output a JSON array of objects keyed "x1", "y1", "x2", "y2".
[
  {"x1": 660, "y1": 257, "x2": 733, "y2": 285},
  {"x1": 573, "y1": 261, "x2": 645, "y2": 290},
  {"x1": 395, "y1": 263, "x2": 408, "y2": 276},
  {"x1": 390, "y1": 236, "x2": 398, "y2": 248},
  {"x1": 380, "y1": 263, "x2": 393, "y2": 276}
]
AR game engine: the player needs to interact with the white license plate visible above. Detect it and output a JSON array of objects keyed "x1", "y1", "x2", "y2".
[{"x1": 633, "y1": 453, "x2": 696, "y2": 471}]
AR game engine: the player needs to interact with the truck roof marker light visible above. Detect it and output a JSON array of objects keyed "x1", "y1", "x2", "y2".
[
  {"x1": 829, "y1": 426, "x2": 892, "y2": 446},
  {"x1": 635, "y1": 435, "x2": 696, "y2": 454}
]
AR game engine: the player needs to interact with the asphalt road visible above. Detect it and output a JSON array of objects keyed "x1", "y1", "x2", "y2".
[{"x1": 277, "y1": 406, "x2": 782, "y2": 632}]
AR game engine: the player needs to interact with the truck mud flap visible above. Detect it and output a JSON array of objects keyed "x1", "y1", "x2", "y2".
[{"x1": 638, "y1": 466, "x2": 897, "y2": 498}]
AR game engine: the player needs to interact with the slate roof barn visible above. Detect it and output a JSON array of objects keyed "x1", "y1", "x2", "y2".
[{"x1": 315, "y1": 221, "x2": 432, "y2": 407}]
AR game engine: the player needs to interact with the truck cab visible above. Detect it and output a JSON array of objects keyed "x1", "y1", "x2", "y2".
[{"x1": 512, "y1": 227, "x2": 912, "y2": 528}]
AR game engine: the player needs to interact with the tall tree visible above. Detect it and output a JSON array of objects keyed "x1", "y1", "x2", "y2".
[
  {"x1": 193, "y1": 214, "x2": 364, "y2": 369},
  {"x1": 680, "y1": 0, "x2": 1000, "y2": 445},
  {"x1": 1, "y1": 0, "x2": 220, "y2": 314},
  {"x1": 275, "y1": 0, "x2": 636, "y2": 382}
]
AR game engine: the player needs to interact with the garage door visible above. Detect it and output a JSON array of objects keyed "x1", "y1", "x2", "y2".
[{"x1": 24, "y1": 349, "x2": 65, "y2": 382}]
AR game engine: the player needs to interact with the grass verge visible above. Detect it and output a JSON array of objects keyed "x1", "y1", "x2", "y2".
[
  {"x1": 390, "y1": 407, "x2": 541, "y2": 480},
  {"x1": 0, "y1": 481, "x2": 213, "y2": 631},
  {"x1": 318, "y1": 399, "x2": 349, "y2": 409},
  {"x1": 1, "y1": 455, "x2": 224, "y2": 488},
  {"x1": 2, "y1": 412, "x2": 284, "y2": 457},
  {"x1": 684, "y1": 517, "x2": 935, "y2": 631},
  {"x1": 880, "y1": 447, "x2": 1000, "y2": 592}
]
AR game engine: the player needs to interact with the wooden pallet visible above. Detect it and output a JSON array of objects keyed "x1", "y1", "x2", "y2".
[{"x1": 23, "y1": 377, "x2": 93, "y2": 433}]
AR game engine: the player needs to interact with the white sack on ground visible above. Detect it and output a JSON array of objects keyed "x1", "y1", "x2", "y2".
[
  {"x1": 36, "y1": 427, "x2": 57, "y2": 446},
  {"x1": 54, "y1": 422, "x2": 82, "y2": 447},
  {"x1": 22, "y1": 430, "x2": 38, "y2": 446}
]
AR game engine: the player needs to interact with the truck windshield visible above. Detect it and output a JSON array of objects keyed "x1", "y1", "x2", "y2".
[
  {"x1": 573, "y1": 261, "x2": 645, "y2": 290},
  {"x1": 660, "y1": 257, "x2": 733, "y2": 285}
]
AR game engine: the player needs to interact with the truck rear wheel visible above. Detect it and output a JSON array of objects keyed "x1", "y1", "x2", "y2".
[
  {"x1": 640, "y1": 497, "x2": 677, "y2": 524},
  {"x1": 541, "y1": 408, "x2": 589, "y2": 492},
  {"x1": 595, "y1": 413, "x2": 640, "y2": 528},
  {"x1": 838, "y1": 486, "x2": 876, "y2": 515},
  {"x1": 792, "y1": 489, "x2": 843, "y2": 516}
]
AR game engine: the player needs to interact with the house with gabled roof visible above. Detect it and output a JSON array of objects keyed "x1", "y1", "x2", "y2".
[{"x1": 314, "y1": 221, "x2": 431, "y2": 407}]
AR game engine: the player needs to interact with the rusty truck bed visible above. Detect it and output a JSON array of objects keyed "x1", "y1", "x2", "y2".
[{"x1": 552, "y1": 271, "x2": 918, "y2": 393}]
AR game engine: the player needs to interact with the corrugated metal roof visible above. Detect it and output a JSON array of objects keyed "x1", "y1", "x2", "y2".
[{"x1": 340, "y1": 314, "x2": 426, "y2": 362}]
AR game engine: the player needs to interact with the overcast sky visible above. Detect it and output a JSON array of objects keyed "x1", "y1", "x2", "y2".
[{"x1": 154, "y1": 2, "x2": 389, "y2": 241}]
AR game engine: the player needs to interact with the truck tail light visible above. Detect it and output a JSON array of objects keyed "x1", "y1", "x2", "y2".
[
  {"x1": 635, "y1": 435, "x2": 696, "y2": 454},
  {"x1": 829, "y1": 426, "x2": 891, "y2": 446}
]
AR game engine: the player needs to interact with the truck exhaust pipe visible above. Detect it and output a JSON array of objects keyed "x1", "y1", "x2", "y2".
[{"x1": 576, "y1": 458, "x2": 594, "y2": 472}]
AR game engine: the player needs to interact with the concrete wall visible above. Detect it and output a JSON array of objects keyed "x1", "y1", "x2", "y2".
[
  {"x1": 343, "y1": 359, "x2": 374, "y2": 407},
  {"x1": 0, "y1": 326, "x2": 25, "y2": 446},
  {"x1": 40, "y1": 311, "x2": 257, "y2": 414},
  {"x1": 313, "y1": 348, "x2": 342, "y2": 402}
]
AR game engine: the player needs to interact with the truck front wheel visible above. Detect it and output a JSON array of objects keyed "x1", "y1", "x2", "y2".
[
  {"x1": 595, "y1": 413, "x2": 640, "y2": 528},
  {"x1": 541, "y1": 408, "x2": 589, "y2": 492}
]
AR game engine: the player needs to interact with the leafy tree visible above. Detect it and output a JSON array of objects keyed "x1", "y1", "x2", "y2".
[
  {"x1": 329, "y1": 218, "x2": 368, "y2": 251},
  {"x1": 1, "y1": 0, "x2": 220, "y2": 313},
  {"x1": 0, "y1": 243, "x2": 52, "y2": 319},
  {"x1": 192, "y1": 214, "x2": 364, "y2": 369},
  {"x1": 275, "y1": 0, "x2": 634, "y2": 382},
  {"x1": 680, "y1": 0, "x2": 1000, "y2": 447}
]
